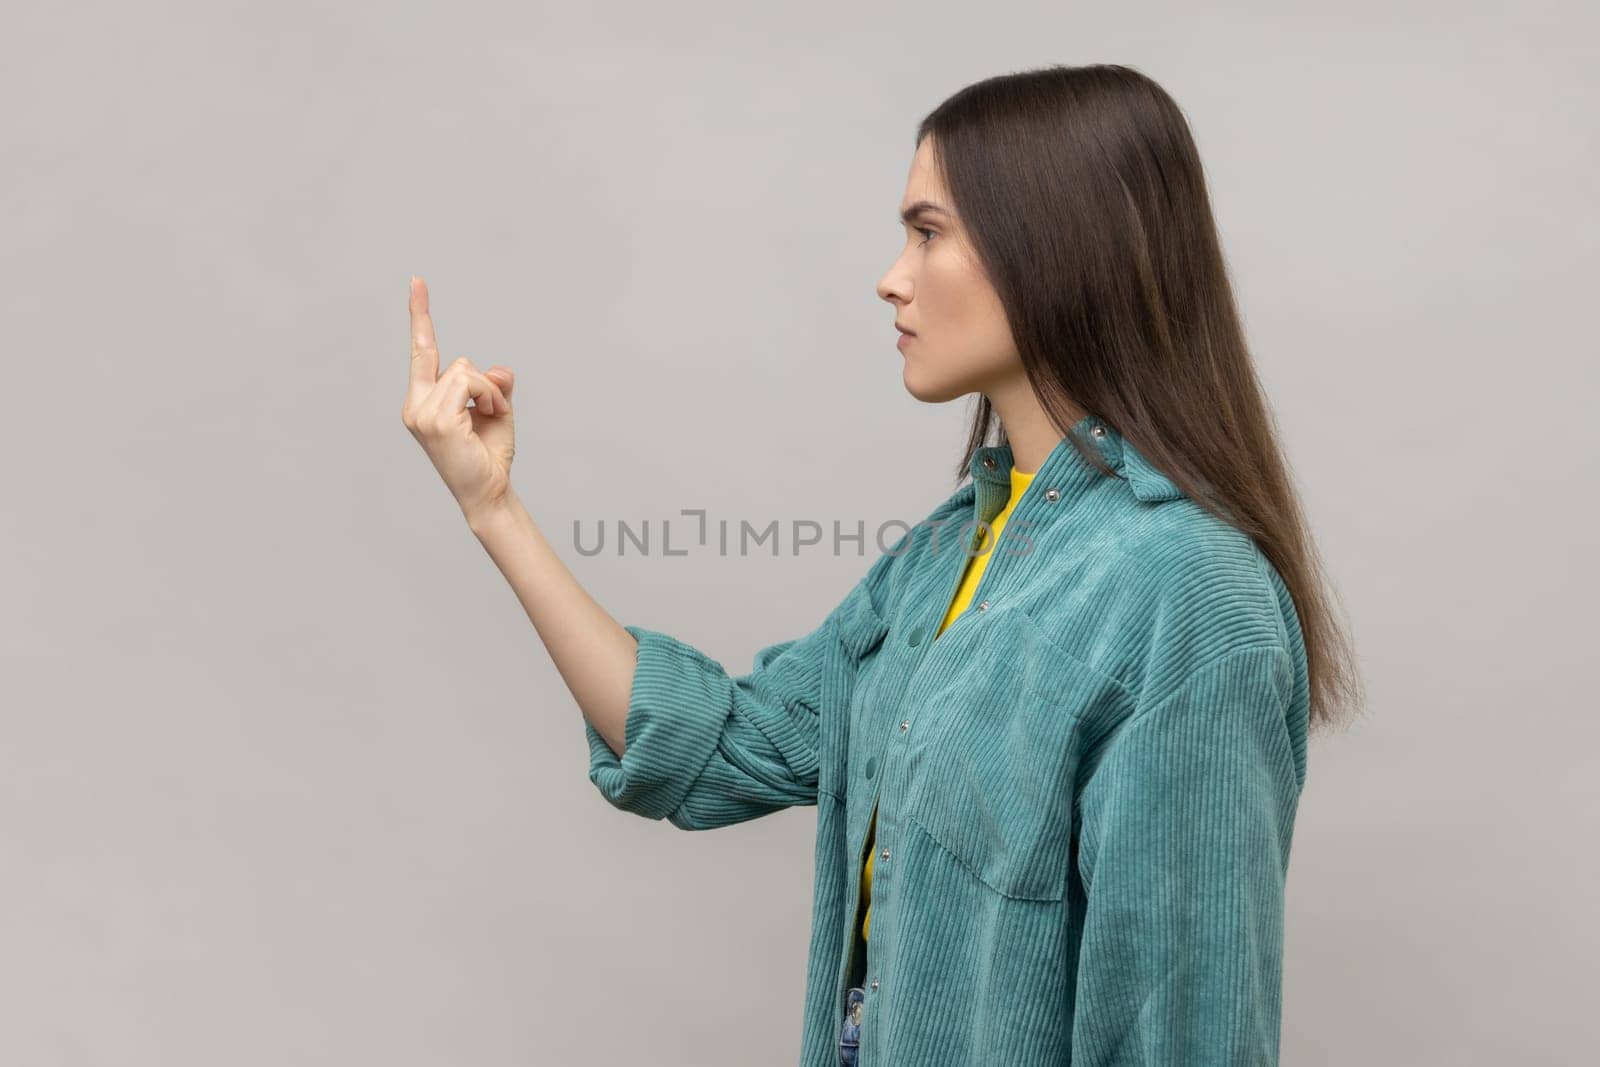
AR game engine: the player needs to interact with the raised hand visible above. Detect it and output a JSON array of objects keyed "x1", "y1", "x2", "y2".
[{"x1": 401, "y1": 276, "x2": 518, "y2": 521}]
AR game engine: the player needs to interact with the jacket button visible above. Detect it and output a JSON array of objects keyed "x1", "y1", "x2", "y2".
[
  {"x1": 880, "y1": 847, "x2": 890, "y2": 861},
  {"x1": 982, "y1": 455, "x2": 997, "y2": 469},
  {"x1": 977, "y1": 600, "x2": 990, "y2": 612},
  {"x1": 870, "y1": 978, "x2": 880, "y2": 991},
  {"x1": 899, "y1": 718, "x2": 910, "y2": 732},
  {"x1": 1044, "y1": 487, "x2": 1060, "y2": 502},
  {"x1": 1091, "y1": 424, "x2": 1107, "y2": 438},
  {"x1": 864, "y1": 756, "x2": 876, "y2": 779},
  {"x1": 907, "y1": 625, "x2": 924, "y2": 647}
]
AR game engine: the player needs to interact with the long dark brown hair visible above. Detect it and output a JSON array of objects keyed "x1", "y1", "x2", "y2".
[{"x1": 918, "y1": 64, "x2": 1363, "y2": 732}]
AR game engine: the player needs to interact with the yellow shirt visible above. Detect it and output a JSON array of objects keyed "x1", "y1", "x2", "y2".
[{"x1": 859, "y1": 462, "x2": 1036, "y2": 941}]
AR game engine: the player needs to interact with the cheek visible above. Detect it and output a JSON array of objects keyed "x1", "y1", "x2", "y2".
[
  {"x1": 925, "y1": 255, "x2": 1001, "y2": 337},
  {"x1": 919, "y1": 258, "x2": 975, "y2": 326},
  {"x1": 920, "y1": 258, "x2": 1017, "y2": 373}
]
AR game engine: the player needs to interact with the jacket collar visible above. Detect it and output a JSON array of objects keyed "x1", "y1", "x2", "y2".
[{"x1": 966, "y1": 415, "x2": 1184, "y2": 528}]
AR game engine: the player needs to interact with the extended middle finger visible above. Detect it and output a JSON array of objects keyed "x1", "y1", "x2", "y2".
[{"x1": 408, "y1": 276, "x2": 441, "y2": 392}]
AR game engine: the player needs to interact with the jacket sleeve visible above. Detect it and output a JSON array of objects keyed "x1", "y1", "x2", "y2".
[
  {"x1": 1070, "y1": 644, "x2": 1303, "y2": 1066},
  {"x1": 582, "y1": 551, "x2": 894, "y2": 831}
]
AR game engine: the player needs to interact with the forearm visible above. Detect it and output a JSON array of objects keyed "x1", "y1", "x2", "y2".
[{"x1": 466, "y1": 491, "x2": 638, "y2": 756}]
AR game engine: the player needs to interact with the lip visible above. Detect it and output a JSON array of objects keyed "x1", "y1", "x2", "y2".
[
  {"x1": 897, "y1": 333, "x2": 913, "y2": 349},
  {"x1": 895, "y1": 325, "x2": 917, "y2": 336}
]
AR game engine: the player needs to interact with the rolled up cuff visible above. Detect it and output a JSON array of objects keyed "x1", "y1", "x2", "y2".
[{"x1": 584, "y1": 624, "x2": 732, "y2": 821}]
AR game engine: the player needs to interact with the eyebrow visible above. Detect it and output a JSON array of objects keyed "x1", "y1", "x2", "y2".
[{"x1": 899, "y1": 200, "x2": 951, "y2": 225}]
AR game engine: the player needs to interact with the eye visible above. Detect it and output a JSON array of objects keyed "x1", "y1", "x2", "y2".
[{"x1": 914, "y1": 226, "x2": 936, "y2": 246}]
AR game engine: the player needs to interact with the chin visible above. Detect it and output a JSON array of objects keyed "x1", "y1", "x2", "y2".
[{"x1": 902, "y1": 365, "x2": 975, "y2": 405}]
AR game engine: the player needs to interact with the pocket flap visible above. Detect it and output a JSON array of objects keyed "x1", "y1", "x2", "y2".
[{"x1": 832, "y1": 581, "x2": 891, "y2": 664}]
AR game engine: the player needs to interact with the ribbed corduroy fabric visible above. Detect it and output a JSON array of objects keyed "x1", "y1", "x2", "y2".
[
  {"x1": 861, "y1": 461, "x2": 1036, "y2": 943},
  {"x1": 584, "y1": 414, "x2": 1310, "y2": 1066}
]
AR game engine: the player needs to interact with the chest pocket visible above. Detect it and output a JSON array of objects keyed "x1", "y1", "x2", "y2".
[
  {"x1": 900, "y1": 606, "x2": 1129, "y2": 902},
  {"x1": 816, "y1": 581, "x2": 893, "y2": 801}
]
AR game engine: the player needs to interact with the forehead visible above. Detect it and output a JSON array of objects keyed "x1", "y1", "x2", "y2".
[{"x1": 899, "y1": 137, "x2": 950, "y2": 213}]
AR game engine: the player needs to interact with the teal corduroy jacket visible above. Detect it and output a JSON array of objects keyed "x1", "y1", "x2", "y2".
[{"x1": 584, "y1": 414, "x2": 1310, "y2": 1066}]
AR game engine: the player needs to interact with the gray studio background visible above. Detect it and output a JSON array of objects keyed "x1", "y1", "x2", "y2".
[{"x1": 5, "y1": 2, "x2": 1596, "y2": 1064}]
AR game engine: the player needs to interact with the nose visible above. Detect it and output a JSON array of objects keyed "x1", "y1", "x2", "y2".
[{"x1": 876, "y1": 267, "x2": 909, "y2": 306}]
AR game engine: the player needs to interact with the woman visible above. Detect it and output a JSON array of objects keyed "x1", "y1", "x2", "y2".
[{"x1": 402, "y1": 63, "x2": 1362, "y2": 1066}]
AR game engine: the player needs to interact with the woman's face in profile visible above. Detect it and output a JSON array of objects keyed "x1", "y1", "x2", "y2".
[{"x1": 876, "y1": 136, "x2": 1021, "y2": 405}]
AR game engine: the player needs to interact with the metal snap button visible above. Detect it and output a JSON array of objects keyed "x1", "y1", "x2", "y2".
[
  {"x1": 870, "y1": 978, "x2": 880, "y2": 991},
  {"x1": 1091, "y1": 424, "x2": 1106, "y2": 439},
  {"x1": 899, "y1": 718, "x2": 910, "y2": 732},
  {"x1": 977, "y1": 600, "x2": 990, "y2": 612},
  {"x1": 864, "y1": 756, "x2": 876, "y2": 779},
  {"x1": 1044, "y1": 487, "x2": 1060, "y2": 502},
  {"x1": 880, "y1": 847, "x2": 890, "y2": 860},
  {"x1": 982, "y1": 454, "x2": 997, "y2": 469}
]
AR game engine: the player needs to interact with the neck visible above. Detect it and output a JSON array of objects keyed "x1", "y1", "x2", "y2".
[{"x1": 986, "y1": 375, "x2": 1088, "y2": 473}]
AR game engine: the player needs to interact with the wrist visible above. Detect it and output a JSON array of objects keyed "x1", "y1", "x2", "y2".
[{"x1": 463, "y1": 491, "x2": 523, "y2": 537}]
